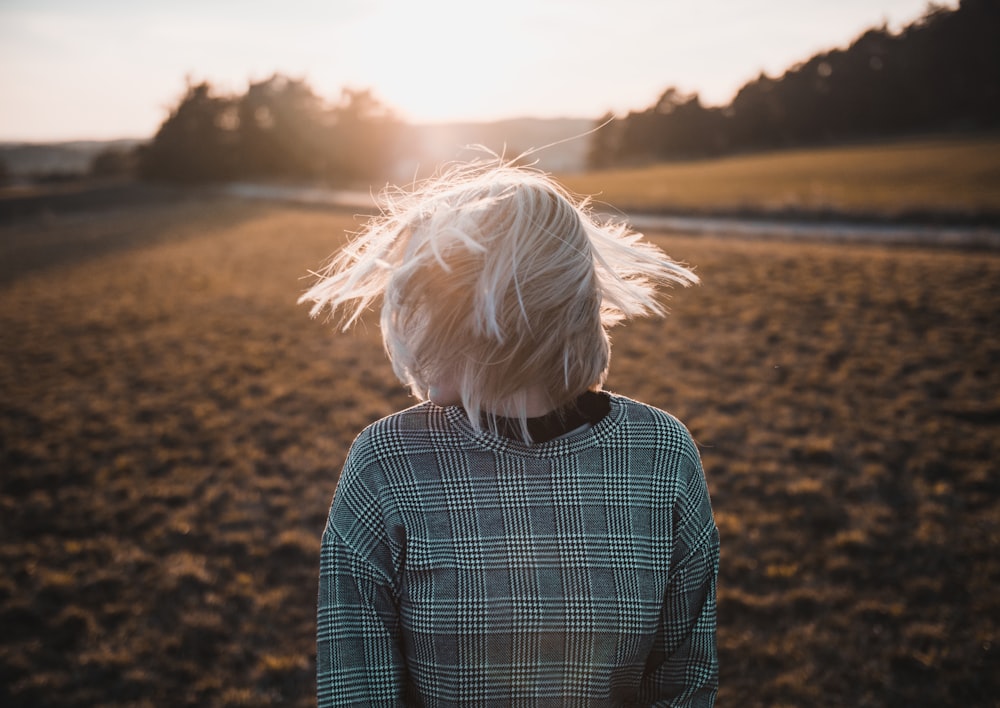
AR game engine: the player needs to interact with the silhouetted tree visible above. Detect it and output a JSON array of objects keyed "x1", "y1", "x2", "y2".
[
  {"x1": 586, "y1": 113, "x2": 621, "y2": 169},
  {"x1": 140, "y1": 81, "x2": 239, "y2": 182},
  {"x1": 238, "y1": 74, "x2": 330, "y2": 178},
  {"x1": 140, "y1": 76, "x2": 402, "y2": 185},
  {"x1": 326, "y1": 88, "x2": 403, "y2": 183}
]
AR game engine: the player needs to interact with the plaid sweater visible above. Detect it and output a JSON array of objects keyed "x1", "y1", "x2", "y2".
[{"x1": 317, "y1": 393, "x2": 719, "y2": 707}]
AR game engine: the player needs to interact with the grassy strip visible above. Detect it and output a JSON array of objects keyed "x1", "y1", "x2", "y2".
[{"x1": 560, "y1": 134, "x2": 1000, "y2": 221}]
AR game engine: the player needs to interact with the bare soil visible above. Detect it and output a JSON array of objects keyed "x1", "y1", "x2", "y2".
[{"x1": 1, "y1": 197, "x2": 997, "y2": 706}]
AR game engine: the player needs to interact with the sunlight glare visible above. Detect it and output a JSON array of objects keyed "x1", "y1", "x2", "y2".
[{"x1": 341, "y1": 0, "x2": 542, "y2": 123}]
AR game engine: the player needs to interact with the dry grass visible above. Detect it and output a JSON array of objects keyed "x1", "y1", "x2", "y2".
[
  {"x1": 1, "y1": 197, "x2": 998, "y2": 706},
  {"x1": 561, "y1": 135, "x2": 1000, "y2": 219}
]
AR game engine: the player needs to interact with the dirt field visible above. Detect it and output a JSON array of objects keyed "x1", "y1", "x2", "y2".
[{"x1": 1, "y1": 196, "x2": 997, "y2": 706}]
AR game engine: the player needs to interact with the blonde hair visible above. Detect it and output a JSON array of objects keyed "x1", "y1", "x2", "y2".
[{"x1": 299, "y1": 159, "x2": 698, "y2": 437}]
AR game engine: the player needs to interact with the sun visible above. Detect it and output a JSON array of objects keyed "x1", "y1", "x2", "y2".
[{"x1": 334, "y1": 0, "x2": 547, "y2": 123}]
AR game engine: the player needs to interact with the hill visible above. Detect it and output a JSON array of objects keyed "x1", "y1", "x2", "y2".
[
  {"x1": 405, "y1": 117, "x2": 593, "y2": 174},
  {"x1": 0, "y1": 139, "x2": 145, "y2": 180}
]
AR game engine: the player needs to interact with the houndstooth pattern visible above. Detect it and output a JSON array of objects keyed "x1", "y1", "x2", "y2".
[{"x1": 317, "y1": 393, "x2": 719, "y2": 707}]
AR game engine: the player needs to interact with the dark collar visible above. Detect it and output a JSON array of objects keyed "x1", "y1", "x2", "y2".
[{"x1": 489, "y1": 390, "x2": 611, "y2": 443}]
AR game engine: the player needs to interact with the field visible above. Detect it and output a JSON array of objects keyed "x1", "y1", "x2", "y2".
[
  {"x1": 1, "y1": 192, "x2": 998, "y2": 707},
  {"x1": 561, "y1": 135, "x2": 1000, "y2": 221}
]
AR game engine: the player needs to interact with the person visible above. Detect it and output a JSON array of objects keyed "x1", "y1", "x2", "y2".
[{"x1": 300, "y1": 158, "x2": 719, "y2": 706}]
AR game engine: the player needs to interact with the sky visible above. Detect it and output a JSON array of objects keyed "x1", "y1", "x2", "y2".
[{"x1": 0, "y1": 0, "x2": 957, "y2": 143}]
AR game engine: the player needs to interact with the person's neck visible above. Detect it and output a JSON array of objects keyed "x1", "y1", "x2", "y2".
[
  {"x1": 492, "y1": 386, "x2": 554, "y2": 418},
  {"x1": 522, "y1": 387, "x2": 556, "y2": 417}
]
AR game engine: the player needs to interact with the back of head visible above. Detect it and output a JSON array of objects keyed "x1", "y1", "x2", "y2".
[{"x1": 299, "y1": 159, "x2": 698, "y2": 437}]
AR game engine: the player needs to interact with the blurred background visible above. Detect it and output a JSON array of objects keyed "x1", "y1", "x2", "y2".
[{"x1": 1, "y1": 0, "x2": 996, "y2": 195}]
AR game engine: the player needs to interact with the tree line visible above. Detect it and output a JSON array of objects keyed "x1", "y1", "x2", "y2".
[
  {"x1": 588, "y1": 0, "x2": 999, "y2": 168},
  {"x1": 9, "y1": 0, "x2": 991, "y2": 187},
  {"x1": 138, "y1": 75, "x2": 403, "y2": 184}
]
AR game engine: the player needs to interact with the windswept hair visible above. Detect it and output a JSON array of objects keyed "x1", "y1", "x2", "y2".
[{"x1": 299, "y1": 159, "x2": 698, "y2": 438}]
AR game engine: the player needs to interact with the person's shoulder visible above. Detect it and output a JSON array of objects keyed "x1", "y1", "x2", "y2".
[
  {"x1": 609, "y1": 392, "x2": 690, "y2": 431},
  {"x1": 607, "y1": 392, "x2": 701, "y2": 459},
  {"x1": 349, "y1": 401, "x2": 446, "y2": 459},
  {"x1": 335, "y1": 402, "x2": 444, "y2": 494}
]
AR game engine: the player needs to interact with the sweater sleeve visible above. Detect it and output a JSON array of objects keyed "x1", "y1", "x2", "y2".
[
  {"x1": 317, "y1": 439, "x2": 407, "y2": 707},
  {"x1": 640, "y1": 440, "x2": 720, "y2": 707}
]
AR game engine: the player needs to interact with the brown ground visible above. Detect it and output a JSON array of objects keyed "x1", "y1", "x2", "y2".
[{"x1": 1, "y1": 196, "x2": 997, "y2": 707}]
